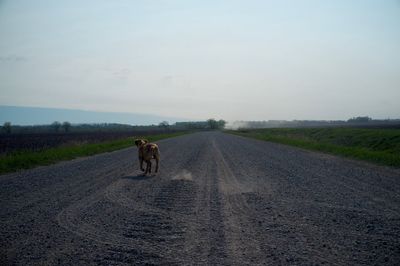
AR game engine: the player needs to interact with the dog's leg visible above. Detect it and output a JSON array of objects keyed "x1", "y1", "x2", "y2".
[
  {"x1": 139, "y1": 157, "x2": 145, "y2": 171},
  {"x1": 148, "y1": 161, "x2": 152, "y2": 174},
  {"x1": 155, "y1": 156, "x2": 159, "y2": 173},
  {"x1": 144, "y1": 161, "x2": 149, "y2": 175}
]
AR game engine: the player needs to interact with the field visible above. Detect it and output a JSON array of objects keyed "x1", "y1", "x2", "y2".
[
  {"x1": 0, "y1": 130, "x2": 189, "y2": 174},
  {"x1": 227, "y1": 127, "x2": 400, "y2": 167},
  {"x1": 0, "y1": 130, "x2": 186, "y2": 154},
  {"x1": 1, "y1": 132, "x2": 399, "y2": 265}
]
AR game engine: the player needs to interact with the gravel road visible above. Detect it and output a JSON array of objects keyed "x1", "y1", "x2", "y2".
[{"x1": 1, "y1": 131, "x2": 400, "y2": 265}]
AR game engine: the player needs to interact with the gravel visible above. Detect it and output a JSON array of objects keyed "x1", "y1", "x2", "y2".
[{"x1": 1, "y1": 131, "x2": 400, "y2": 265}]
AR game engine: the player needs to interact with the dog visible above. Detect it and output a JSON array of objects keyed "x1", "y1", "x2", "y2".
[{"x1": 134, "y1": 139, "x2": 160, "y2": 175}]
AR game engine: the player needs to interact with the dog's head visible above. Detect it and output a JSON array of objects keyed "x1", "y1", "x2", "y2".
[{"x1": 134, "y1": 139, "x2": 148, "y2": 147}]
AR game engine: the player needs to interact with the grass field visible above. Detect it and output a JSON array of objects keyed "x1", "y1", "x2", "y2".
[
  {"x1": 227, "y1": 128, "x2": 400, "y2": 167},
  {"x1": 0, "y1": 131, "x2": 190, "y2": 174}
]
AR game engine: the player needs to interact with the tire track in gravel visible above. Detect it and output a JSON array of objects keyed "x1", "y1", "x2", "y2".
[
  {"x1": 211, "y1": 139, "x2": 263, "y2": 264},
  {"x1": 1, "y1": 131, "x2": 400, "y2": 265}
]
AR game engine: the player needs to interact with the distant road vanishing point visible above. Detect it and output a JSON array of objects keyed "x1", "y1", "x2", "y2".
[{"x1": 1, "y1": 132, "x2": 399, "y2": 265}]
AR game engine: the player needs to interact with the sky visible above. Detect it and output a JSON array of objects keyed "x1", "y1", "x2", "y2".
[{"x1": 0, "y1": 0, "x2": 399, "y2": 122}]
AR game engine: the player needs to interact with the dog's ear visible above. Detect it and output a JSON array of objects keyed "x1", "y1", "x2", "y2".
[
  {"x1": 134, "y1": 139, "x2": 141, "y2": 146},
  {"x1": 143, "y1": 139, "x2": 148, "y2": 144}
]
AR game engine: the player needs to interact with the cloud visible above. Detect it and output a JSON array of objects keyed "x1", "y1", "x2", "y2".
[
  {"x1": 160, "y1": 75, "x2": 174, "y2": 85},
  {"x1": 112, "y1": 68, "x2": 131, "y2": 80},
  {"x1": 0, "y1": 55, "x2": 27, "y2": 62}
]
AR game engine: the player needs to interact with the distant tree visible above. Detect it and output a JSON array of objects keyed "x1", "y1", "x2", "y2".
[
  {"x1": 207, "y1": 118, "x2": 219, "y2": 129},
  {"x1": 2, "y1": 122, "x2": 11, "y2": 134},
  {"x1": 51, "y1": 121, "x2": 61, "y2": 132},
  {"x1": 62, "y1": 121, "x2": 71, "y2": 132},
  {"x1": 158, "y1": 121, "x2": 169, "y2": 130},
  {"x1": 347, "y1": 116, "x2": 372, "y2": 123},
  {"x1": 206, "y1": 119, "x2": 226, "y2": 130},
  {"x1": 217, "y1": 119, "x2": 226, "y2": 129}
]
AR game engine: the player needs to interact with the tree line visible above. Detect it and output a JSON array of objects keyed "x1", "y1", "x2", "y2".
[{"x1": 1, "y1": 119, "x2": 227, "y2": 134}]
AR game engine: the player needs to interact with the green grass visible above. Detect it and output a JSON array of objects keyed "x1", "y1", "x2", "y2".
[
  {"x1": 227, "y1": 128, "x2": 400, "y2": 167},
  {"x1": 0, "y1": 131, "x2": 190, "y2": 174}
]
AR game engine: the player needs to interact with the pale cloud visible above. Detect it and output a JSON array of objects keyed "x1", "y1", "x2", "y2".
[{"x1": 0, "y1": 55, "x2": 27, "y2": 62}]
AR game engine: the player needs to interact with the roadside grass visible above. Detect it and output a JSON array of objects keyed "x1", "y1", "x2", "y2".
[
  {"x1": 226, "y1": 128, "x2": 400, "y2": 167},
  {"x1": 0, "y1": 131, "x2": 190, "y2": 174}
]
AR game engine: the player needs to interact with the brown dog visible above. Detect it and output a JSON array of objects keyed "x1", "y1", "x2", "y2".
[{"x1": 134, "y1": 139, "x2": 160, "y2": 175}]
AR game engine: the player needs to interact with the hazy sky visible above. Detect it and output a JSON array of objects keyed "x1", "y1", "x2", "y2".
[{"x1": 0, "y1": 0, "x2": 399, "y2": 121}]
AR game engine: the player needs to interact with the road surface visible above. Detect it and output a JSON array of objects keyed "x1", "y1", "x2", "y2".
[{"x1": 1, "y1": 132, "x2": 400, "y2": 265}]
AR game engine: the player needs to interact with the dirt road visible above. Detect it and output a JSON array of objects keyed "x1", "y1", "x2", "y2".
[{"x1": 1, "y1": 132, "x2": 400, "y2": 265}]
